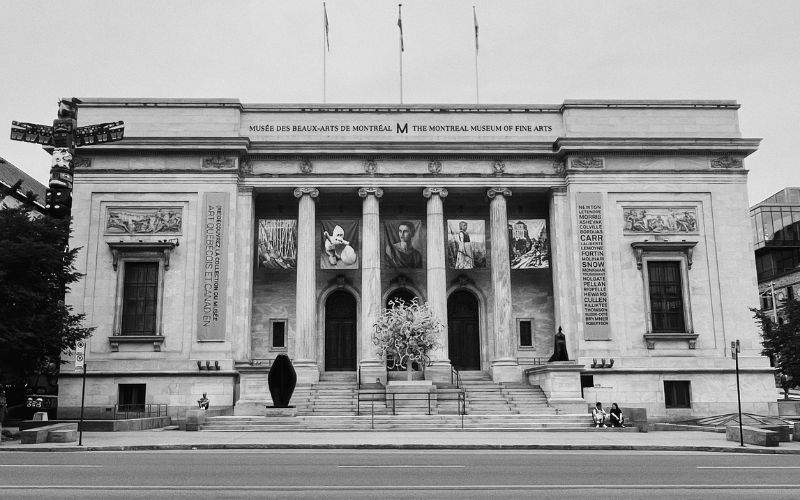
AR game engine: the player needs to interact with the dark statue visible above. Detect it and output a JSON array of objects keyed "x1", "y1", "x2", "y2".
[
  {"x1": 268, "y1": 354, "x2": 297, "y2": 408},
  {"x1": 548, "y1": 326, "x2": 569, "y2": 362}
]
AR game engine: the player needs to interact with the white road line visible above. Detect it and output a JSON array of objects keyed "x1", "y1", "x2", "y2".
[
  {"x1": 338, "y1": 465, "x2": 465, "y2": 468},
  {"x1": 0, "y1": 465, "x2": 103, "y2": 468},
  {"x1": 698, "y1": 466, "x2": 800, "y2": 469},
  {"x1": 0, "y1": 484, "x2": 799, "y2": 491}
]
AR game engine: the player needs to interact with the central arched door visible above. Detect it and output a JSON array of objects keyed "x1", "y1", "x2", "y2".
[
  {"x1": 324, "y1": 290, "x2": 357, "y2": 371},
  {"x1": 447, "y1": 290, "x2": 480, "y2": 370}
]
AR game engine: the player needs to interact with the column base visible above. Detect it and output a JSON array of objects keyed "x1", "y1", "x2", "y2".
[
  {"x1": 490, "y1": 359, "x2": 522, "y2": 383},
  {"x1": 293, "y1": 360, "x2": 320, "y2": 385},
  {"x1": 426, "y1": 360, "x2": 453, "y2": 385},
  {"x1": 359, "y1": 359, "x2": 387, "y2": 385}
]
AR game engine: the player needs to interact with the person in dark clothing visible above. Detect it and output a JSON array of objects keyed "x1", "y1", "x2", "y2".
[{"x1": 609, "y1": 402, "x2": 625, "y2": 428}]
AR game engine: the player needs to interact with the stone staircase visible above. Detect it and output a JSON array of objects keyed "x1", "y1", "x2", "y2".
[{"x1": 200, "y1": 370, "x2": 594, "y2": 431}]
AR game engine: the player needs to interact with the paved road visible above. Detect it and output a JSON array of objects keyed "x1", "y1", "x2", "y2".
[{"x1": 1, "y1": 450, "x2": 800, "y2": 498}]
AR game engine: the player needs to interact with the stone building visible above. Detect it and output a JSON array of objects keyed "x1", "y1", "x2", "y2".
[{"x1": 58, "y1": 98, "x2": 775, "y2": 421}]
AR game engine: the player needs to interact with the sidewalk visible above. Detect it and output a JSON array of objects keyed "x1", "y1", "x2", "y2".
[{"x1": 3, "y1": 428, "x2": 800, "y2": 454}]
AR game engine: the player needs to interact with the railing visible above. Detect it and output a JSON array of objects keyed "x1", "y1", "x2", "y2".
[
  {"x1": 356, "y1": 389, "x2": 466, "y2": 428},
  {"x1": 517, "y1": 356, "x2": 548, "y2": 366},
  {"x1": 450, "y1": 366, "x2": 463, "y2": 390},
  {"x1": 113, "y1": 403, "x2": 169, "y2": 420}
]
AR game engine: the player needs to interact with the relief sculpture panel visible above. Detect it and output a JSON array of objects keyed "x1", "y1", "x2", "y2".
[{"x1": 106, "y1": 208, "x2": 182, "y2": 234}]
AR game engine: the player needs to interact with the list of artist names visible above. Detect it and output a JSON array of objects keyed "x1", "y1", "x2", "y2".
[{"x1": 577, "y1": 194, "x2": 609, "y2": 334}]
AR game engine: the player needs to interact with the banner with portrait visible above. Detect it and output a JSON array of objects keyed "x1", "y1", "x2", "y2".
[
  {"x1": 382, "y1": 220, "x2": 425, "y2": 268},
  {"x1": 447, "y1": 219, "x2": 487, "y2": 269},
  {"x1": 258, "y1": 219, "x2": 297, "y2": 270},
  {"x1": 509, "y1": 219, "x2": 550, "y2": 269},
  {"x1": 320, "y1": 220, "x2": 360, "y2": 269}
]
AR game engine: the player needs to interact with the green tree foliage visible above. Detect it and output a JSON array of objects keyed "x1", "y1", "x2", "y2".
[
  {"x1": 753, "y1": 299, "x2": 800, "y2": 392},
  {"x1": 372, "y1": 299, "x2": 442, "y2": 381},
  {"x1": 0, "y1": 184, "x2": 93, "y2": 384}
]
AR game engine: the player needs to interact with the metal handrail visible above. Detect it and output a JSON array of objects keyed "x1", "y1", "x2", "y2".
[{"x1": 113, "y1": 403, "x2": 168, "y2": 420}]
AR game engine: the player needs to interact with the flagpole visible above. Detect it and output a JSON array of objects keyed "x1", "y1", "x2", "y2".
[
  {"x1": 323, "y1": 2, "x2": 327, "y2": 103},
  {"x1": 398, "y1": 4, "x2": 404, "y2": 104},
  {"x1": 473, "y1": 6, "x2": 480, "y2": 104}
]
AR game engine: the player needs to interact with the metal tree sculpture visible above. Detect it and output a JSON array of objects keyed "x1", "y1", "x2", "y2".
[{"x1": 372, "y1": 298, "x2": 443, "y2": 381}]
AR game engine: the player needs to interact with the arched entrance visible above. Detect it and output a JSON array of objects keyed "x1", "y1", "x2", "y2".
[
  {"x1": 386, "y1": 288, "x2": 417, "y2": 308},
  {"x1": 324, "y1": 290, "x2": 357, "y2": 371},
  {"x1": 447, "y1": 290, "x2": 481, "y2": 370}
]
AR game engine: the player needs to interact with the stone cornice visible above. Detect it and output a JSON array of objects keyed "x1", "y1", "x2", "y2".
[
  {"x1": 74, "y1": 136, "x2": 250, "y2": 152},
  {"x1": 553, "y1": 137, "x2": 761, "y2": 156}
]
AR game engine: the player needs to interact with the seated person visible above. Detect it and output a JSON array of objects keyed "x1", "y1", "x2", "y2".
[
  {"x1": 609, "y1": 402, "x2": 625, "y2": 428},
  {"x1": 198, "y1": 393, "x2": 210, "y2": 410},
  {"x1": 592, "y1": 402, "x2": 607, "y2": 428}
]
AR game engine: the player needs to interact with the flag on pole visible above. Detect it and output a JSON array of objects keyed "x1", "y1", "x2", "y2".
[
  {"x1": 398, "y1": 4, "x2": 404, "y2": 52},
  {"x1": 324, "y1": 2, "x2": 330, "y2": 51},
  {"x1": 473, "y1": 6, "x2": 479, "y2": 52}
]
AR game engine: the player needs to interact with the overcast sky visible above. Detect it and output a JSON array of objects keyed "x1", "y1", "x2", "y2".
[{"x1": 1, "y1": 0, "x2": 798, "y2": 204}]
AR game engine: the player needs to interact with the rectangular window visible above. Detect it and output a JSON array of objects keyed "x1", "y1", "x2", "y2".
[
  {"x1": 761, "y1": 293, "x2": 774, "y2": 311},
  {"x1": 121, "y1": 262, "x2": 159, "y2": 335},
  {"x1": 648, "y1": 261, "x2": 686, "y2": 333},
  {"x1": 664, "y1": 380, "x2": 691, "y2": 408},
  {"x1": 271, "y1": 320, "x2": 286, "y2": 349},
  {"x1": 518, "y1": 319, "x2": 533, "y2": 347},
  {"x1": 118, "y1": 383, "x2": 146, "y2": 412}
]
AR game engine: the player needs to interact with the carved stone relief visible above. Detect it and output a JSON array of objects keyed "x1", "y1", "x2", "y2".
[
  {"x1": 428, "y1": 159, "x2": 442, "y2": 174},
  {"x1": 570, "y1": 157, "x2": 604, "y2": 169},
  {"x1": 492, "y1": 161, "x2": 506, "y2": 176},
  {"x1": 299, "y1": 158, "x2": 313, "y2": 173},
  {"x1": 202, "y1": 155, "x2": 235, "y2": 169},
  {"x1": 710, "y1": 156, "x2": 743, "y2": 169},
  {"x1": 364, "y1": 160, "x2": 378, "y2": 176},
  {"x1": 106, "y1": 208, "x2": 183, "y2": 234}
]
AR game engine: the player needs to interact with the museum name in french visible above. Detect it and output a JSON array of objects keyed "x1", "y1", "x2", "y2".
[{"x1": 249, "y1": 123, "x2": 554, "y2": 134}]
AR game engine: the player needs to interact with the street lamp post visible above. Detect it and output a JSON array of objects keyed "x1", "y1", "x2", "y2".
[{"x1": 730, "y1": 339, "x2": 744, "y2": 447}]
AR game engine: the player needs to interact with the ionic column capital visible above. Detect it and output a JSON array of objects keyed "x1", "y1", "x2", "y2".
[
  {"x1": 293, "y1": 187, "x2": 319, "y2": 199},
  {"x1": 487, "y1": 187, "x2": 512, "y2": 199},
  {"x1": 423, "y1": 187, "x2": 449, "y2": 199},
  {"x1": 358, "y1": 187, "x2": 384, "y2": 199}
]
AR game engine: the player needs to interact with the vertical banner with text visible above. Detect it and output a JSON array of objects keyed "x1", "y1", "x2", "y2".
[
  {"x1": 197, "y1": 192, "x2": 229, "y2": 341},
  {"x1": 577, "y1": 192, "x2": 610, "y2": 340}
]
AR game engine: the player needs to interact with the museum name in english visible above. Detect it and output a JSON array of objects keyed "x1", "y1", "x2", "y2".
[{"x1": 249, "y1": 123, "x2": 553, "y2": 133}]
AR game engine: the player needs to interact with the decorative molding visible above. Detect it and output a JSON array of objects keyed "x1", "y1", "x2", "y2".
[
  {"x1": 623, "y1": 207, "x2": 698, "y2": 234},
  {"x1": 487, "y1": 187, "x2": 512, "y2": 199},
  {"x1": 630, "y1": 241, "x2": 697, "y2": 270},
  {"x1": 422, "y1": 187, "x2": 449, "y2": 199},
  {"x1": 107, "y1": 241, "x2": 177, "y2": 270},
  {"x1": 293, "y1": 187, "x2": 319, "y2": 199},
  {"x1": 364, "y1": 159, "x2": 378, "y2": 176},
  {"x1": 202, "y1": 155, "x2": 235, "y2": 169},
  {"x1": 492, "y1": 160, "x2": 506, "y2": 176},
  {"x1": 73, "y1": 157, "x2": 92, "y2": 169},
  {"x1": 333, "y1": 274, "x2": 350, "y2": 288},
  {"x1": 358, "y1": 187, "x2": 384, "y2": 199},
  {"x1": 549, "y1": 186, "x2": 567, "y2": 195},
  {"x1": 428, "y1": 159, "x2": 442, "y2": 174},
  {"x1": 710, "y1": 155, "x2": 743, "y2": 169},
  {"x1": 106, "y1": 208, "x2": 182, "y2": 235},
  {"x1": 109, "y1": 335, "x2": 164, "y2": 352},
  {"x1": 299, "y1": 158, "x2": 313, "y2": 173},
  {"x1": 644, "y1": 333, "x2": 699, "y2": 350},
  {"x1": 570, "y1": 156, "x2": 605, "y2": 169},
  {"x1": 552, "y1": 160, "x2": 566, "y2": 175},
  {"x1": 453, "y1": 274, "x2": 476, "y2": 288},
  {"x1": 239, "y1": 159, "x2": 253, "y2": 175}
]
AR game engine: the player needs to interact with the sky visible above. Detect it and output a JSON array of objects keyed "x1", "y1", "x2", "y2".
[{"x1": 1, "y1": 0, "x2": 798, "y2": 205}]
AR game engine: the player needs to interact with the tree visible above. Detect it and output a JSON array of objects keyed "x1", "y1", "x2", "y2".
[
  {"x1": 372, "y1": 299, "x2": 443, "y2": 381},
  {"x1": 0, "y1": 183, "x2": 93, "y2": 385},
  {"x1": 752, "y1": 299, "x2": 800, "y2": 398}
]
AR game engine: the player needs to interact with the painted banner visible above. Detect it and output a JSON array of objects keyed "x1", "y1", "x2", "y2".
[
  {"x1": 383, "y1": 220, "x2": 425, "y2": 268},
  {"x1": 577, "y1": 193, "x2": 610, "y2": 340},
  {"x1": 447, "y1": 219, "x2": 487, "y2": 269},
  {"x1": 258, "y1": 219, "x2": 297, "y2": 270},
  {"x1": 197, "y1": 192, "x2": 229, "y2": 341},
  {"x1": 509, "y1": 219, "x2": 550, "y2": 269},
  {"x1": 320, "y1": 220, "x2": 360, "y2": 269}
]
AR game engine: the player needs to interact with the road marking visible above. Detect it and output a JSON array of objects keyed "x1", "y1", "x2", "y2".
[
  {"x1": 0, "y1": 465, "x2": 103, "y2": 468},
  {"x1": 0, "y1": 484, "x2": 799, "y2": 491},
  {"x1": 698, "y1": 466, "x2": 800, "y2": 469},
  {"x1": 338, "y1": 465, "x2": 465, "y2": 468}
]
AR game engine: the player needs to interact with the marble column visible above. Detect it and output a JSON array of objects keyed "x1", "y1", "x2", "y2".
[
  {"x1": 358, "y1": 187, "x2": 386, "y2": 384},
  {"x1": 487, "y1": 187, "x2": 520, "y2": 382},
  {"x1": 233, "y1": 186, "x2": 255, "y2": 362},
  {"x1": 423, "y1": 187, "x2": 451, "y2": 383},
  {"x1": 548, "y1": 187, "x2": 576, "y2": 358},
  {"x1": 293, "y1": 187, "x2": 320, "y2": 384}
]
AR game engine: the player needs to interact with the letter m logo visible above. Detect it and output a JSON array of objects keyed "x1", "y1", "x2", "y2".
[{"x1": 396, "y1": 122, "x2": 408, "y2": 134}]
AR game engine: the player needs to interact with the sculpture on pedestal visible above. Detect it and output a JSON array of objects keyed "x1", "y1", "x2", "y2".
[
  {"x1": 548, "y1": 326, "x2": 569, "y2": 362},
  {"x1": 267, "y1": 354, "x2": 297, "y2": 407}
]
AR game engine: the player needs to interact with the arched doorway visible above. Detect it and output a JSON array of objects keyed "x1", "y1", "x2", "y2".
[
  {"x1": 324, "y1": 290, "x2": 357, "y2": 371},
  {"x1": 386, "y1": 288, "x2": 417, "y2": 308},
  {"x1": 447, "y1": 290, "x2": 480, "y2": 370}
]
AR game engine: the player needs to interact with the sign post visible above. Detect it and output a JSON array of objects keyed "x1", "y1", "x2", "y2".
[
  {"x1": 75, "y1": 340, "x2": 87, "y2": 446},
  {"x1": 730, "y1": 340, "x2": 744, "y2": 447}
]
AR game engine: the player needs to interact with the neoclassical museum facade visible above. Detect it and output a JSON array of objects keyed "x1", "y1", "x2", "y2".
[{"x1": 58, "y1": 98, "x2": 775, "y2": 420}]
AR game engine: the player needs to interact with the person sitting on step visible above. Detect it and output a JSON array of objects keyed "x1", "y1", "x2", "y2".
[
  {"x1": 592, "y1": 402, "x2": 607, "y2": 428},
  {"x1": 609, "y1": 403, "x2": 625, "y2": 428}
]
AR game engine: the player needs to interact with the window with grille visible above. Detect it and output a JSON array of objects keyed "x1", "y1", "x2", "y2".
[
  {"x1": 664, "y1": 380, "x2": 691, "y2": 408},
  {"x1": 647, "y1": 261, "x2": 686, "y2": 333},
  {"x1": 121, "y1": 262, "x2": 159, "y2": 335}
]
